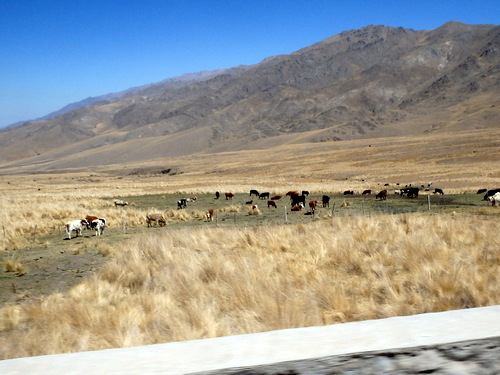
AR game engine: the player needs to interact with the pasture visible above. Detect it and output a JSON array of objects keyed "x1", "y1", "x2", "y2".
[{"x1": 0, "y1": 129, "x2": 499, "y2": 359}]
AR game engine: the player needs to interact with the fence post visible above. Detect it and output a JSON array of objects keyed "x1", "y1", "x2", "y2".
[
  {"x1": 427, "y1": 195, "x2": 431, "y2": 211},
  {"x1": 122, "y1": 216, "x2": 127, "y2": 234},
  {"x1": 284, "y1": 206, "x2": 288, "y2": 223}
]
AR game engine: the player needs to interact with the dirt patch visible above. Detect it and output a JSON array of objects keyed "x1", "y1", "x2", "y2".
[{"x1": 0, "y1": 234, "x2": 111, "y2": 306}]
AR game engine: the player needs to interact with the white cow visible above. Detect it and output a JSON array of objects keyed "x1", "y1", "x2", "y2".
[
  {"x1": 65, "y1": 219, "x2": 87, "y2": 239},
  {"x1": 488, "y1": 192, "x2": 500, "y2": 207},
  {"x1": 90, "y1": 218, "x2": 106, "y2": 236}
]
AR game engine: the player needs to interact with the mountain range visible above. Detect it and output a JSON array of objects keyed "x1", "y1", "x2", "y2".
[{"x1": 0, "y1": 21, "x2": 498, "y2": 173}]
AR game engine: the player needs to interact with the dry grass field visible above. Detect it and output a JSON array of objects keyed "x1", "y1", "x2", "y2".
[{"x1": 0, "y1": 129, "x2": 499, "y2": 359}]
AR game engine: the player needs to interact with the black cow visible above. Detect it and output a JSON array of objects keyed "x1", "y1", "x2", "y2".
[
  {"x1": 177, "y1": 199, "x2": 187, "y2": 209},
  {"x1": 476, "y1": 188, "x2": 487, "y2": 194},
  {"x1": 433, "y1": 188, "x2": 444, "y2": 195},
  {"x1": 406, "y1": 187, "x2": 420, "y2": 198},
  {"x1": 362, "y1": 189, "x2": 372, "y2": 195},
  {"x1": 483, "y1": 189, "x2": 500, "y2": 201},
  {"x1": 343, "y1": 190, "x2": 354, "y2": 195},
  {"x1": 250, "y1": 189, "x2": 259, "y2": 197},
  {"x1": 259, "y1": 192, "x2": 270, "y2": 200},
  {"x1": 215, "y1": 191, "x2": 220, "y2": 199},
  {"x1": 322, "y1": 195, "x2": 330, "y2": 207},
  {"x1": 291, "y1": 194, "x2": 307, "y2": 207},
  {"x1": 301, "y1": 190, "x2": 310, "y2": 196}
]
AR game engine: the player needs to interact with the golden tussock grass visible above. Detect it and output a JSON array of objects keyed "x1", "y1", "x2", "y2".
[{"x1": 0, "y1": 214, "x2": 498, "y2": 359}]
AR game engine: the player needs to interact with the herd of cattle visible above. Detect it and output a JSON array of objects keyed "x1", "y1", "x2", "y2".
[{"x1": 63, "y1": 187, "x2": 500, "y2": 239}]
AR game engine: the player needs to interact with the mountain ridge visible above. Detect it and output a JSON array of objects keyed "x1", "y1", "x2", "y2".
[{"x1": 1, "y1": 22, "x2": 498, "y2": 172}]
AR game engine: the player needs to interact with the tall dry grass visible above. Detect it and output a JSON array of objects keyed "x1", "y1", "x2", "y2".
[
  {"x1": 0, "y1": 214, "x2": 498, "y2": 359},
  {"x1": 0, "y1": 194, "x2": 148, "y2": 249}
]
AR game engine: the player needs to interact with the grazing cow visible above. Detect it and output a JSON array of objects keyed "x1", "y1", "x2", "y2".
[
  {"x1": 65, "y1": 219, "x2": 87, "y2": 239},
  {"x1": 394, "y1": 190, "x2": 402, "y2": 195},
  {"x1": 400, "y1": 187, "x2": 418, "y2": 198},
  {"x1": 286, "y1": 191, "x2": 299, "y2": 197},
  {"x1": 215, "y1": 191, "x2": 220, "y2": 199},
  {"x1": 483, "y1": 189, "x2": 500, "y2": 201},
  {"x1": 291, "y1": 203, "x2": 304, "y2": 211},
  {"x1": 375, "y1": 190, "x2": 387, "y2": 200},
  {"x1": 343, "y1": 190, "x2": 354, "y2": 195},
  {"x1": 488, "y1": 192, "x2": 500, "y2": 206},
  {"x1": 90, "y1": 218, "x2": 106, "y2": 236},
  {"x1": 291, "y1": 194, "x2": 307, "y2": 207},
  {"x1": 250, "y1": 189, "x2": 260, "y2": 197},
  {"x1": 186, "y1": 196, "x2": 197, "y2": 202},
  {"x1": 362, "y1": 190, "x2": 372, "y2": 195},
  {"x1": 114, "y1": 200, "x2": 128, "y2": 207},
  {"x1": 225, "y1": 192, "x2": 234, "y2": 200},
  {"x1": 308, "y1": 200, "x2": 318, "y2": 213},
  {"x1": 177, "y1": 199, "x2": 187, "y2": 209},
  {"x1": 267, "y1": 200, "x2": 277, "y2": 209},
  {"x1": 146, "y1": 213, "x2": 166, "y2": 227},
  {"x1": 476, "y1": 188, "x2": 487, "y2": 195},
  {"x1": 406, "y1": 187, "x2": 420, "y2": 198},
  {"x1": 433, "y1": 188, "x2": 444, "y2": 195},
  {"x1": 271, "y1": 195, "x2": 282, "y2": 200},
  {"x1": 322, "y1": 195, "x2": 330, "y2": 207},
  {"x1": 245, "y1": 199, "x2": 253, "y2": 205},
  {"x1": 206, "y1": 209, "x2": 215, "y2": 222},
  {"x1": 301, "y1": 190, "x2": 310, "y2": 196},
  {"x1": 259, "y1": 192, "x2": 270, "y2": 200}
]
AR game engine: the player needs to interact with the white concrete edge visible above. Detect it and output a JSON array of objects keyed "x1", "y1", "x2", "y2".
[{"x1": 1, "y1": 305, "x2": 499, "y2": 375}]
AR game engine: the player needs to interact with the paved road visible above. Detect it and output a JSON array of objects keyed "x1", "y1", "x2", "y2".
[{"x1": 0, "y1": 305, "x2": 499, "y2": 374}]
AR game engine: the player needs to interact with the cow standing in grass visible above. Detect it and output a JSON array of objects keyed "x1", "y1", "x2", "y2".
[
  {"x1": 206, "y1": 209, "x2": 216, "y2": 222},
  {"x1": 146, "y1": 213, "x2": 166, "y2": 227},
  {"x1": 65, "y1": 220, "x2": 87, "y2": 239}
]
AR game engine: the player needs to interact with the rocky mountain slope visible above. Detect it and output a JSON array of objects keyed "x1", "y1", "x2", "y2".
[{"x1": 0, "y1": 21, "x2": 498, "y2": 172}]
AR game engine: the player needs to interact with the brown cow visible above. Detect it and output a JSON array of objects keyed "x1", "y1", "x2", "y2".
[
  {"x1": 225, "y1": 193, "x2": 234, "y2": 200},
  {"x1": 271, "y1": 195, "x2": 282, "y2": 200},
  {"x1": 206, "y1": 209, "x2": 216, "y2": 221},
  {"x1": 267, "y1": 200, "x2": 277, "y2": 209},
  {"x1": 308, "y1": 200, "x2": 318, "y2": 212},
  {"x1": 146, "y1": 213, "x2": 166, "y2": 227},
  {"x1": 375, "y1": 190, "x2": 388, "y2": 200},
  {"x1": 286, "y1": 191, "x2": 299, "y2": 197},
  {"x1": 291, "y1": 203, "x2": 304, "y2": 211}
]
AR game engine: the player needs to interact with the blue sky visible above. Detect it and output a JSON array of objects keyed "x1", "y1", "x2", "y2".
[{"x1": 1, "y1": 1, "x2": 498, "y2": 128}]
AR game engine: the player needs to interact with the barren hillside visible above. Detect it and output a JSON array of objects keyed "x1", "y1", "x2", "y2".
[{"x1": 0, "y1": 21, "x2": 498, "y2": 173}]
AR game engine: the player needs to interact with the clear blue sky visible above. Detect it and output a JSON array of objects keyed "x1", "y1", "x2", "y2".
[{"x1": 1, "y1": 0, "x2": 498, "y2": 128}]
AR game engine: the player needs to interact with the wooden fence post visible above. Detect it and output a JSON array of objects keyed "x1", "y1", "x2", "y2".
[
  {"x1": 284, "y1": 206, "x2": 288, "y2": 223},
  {"x1": 427, "y1": 195, "x2": 431, "y2": 211},
  {"x1": 122, "y1": 217, "x2": 127, "y2": 234}
]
